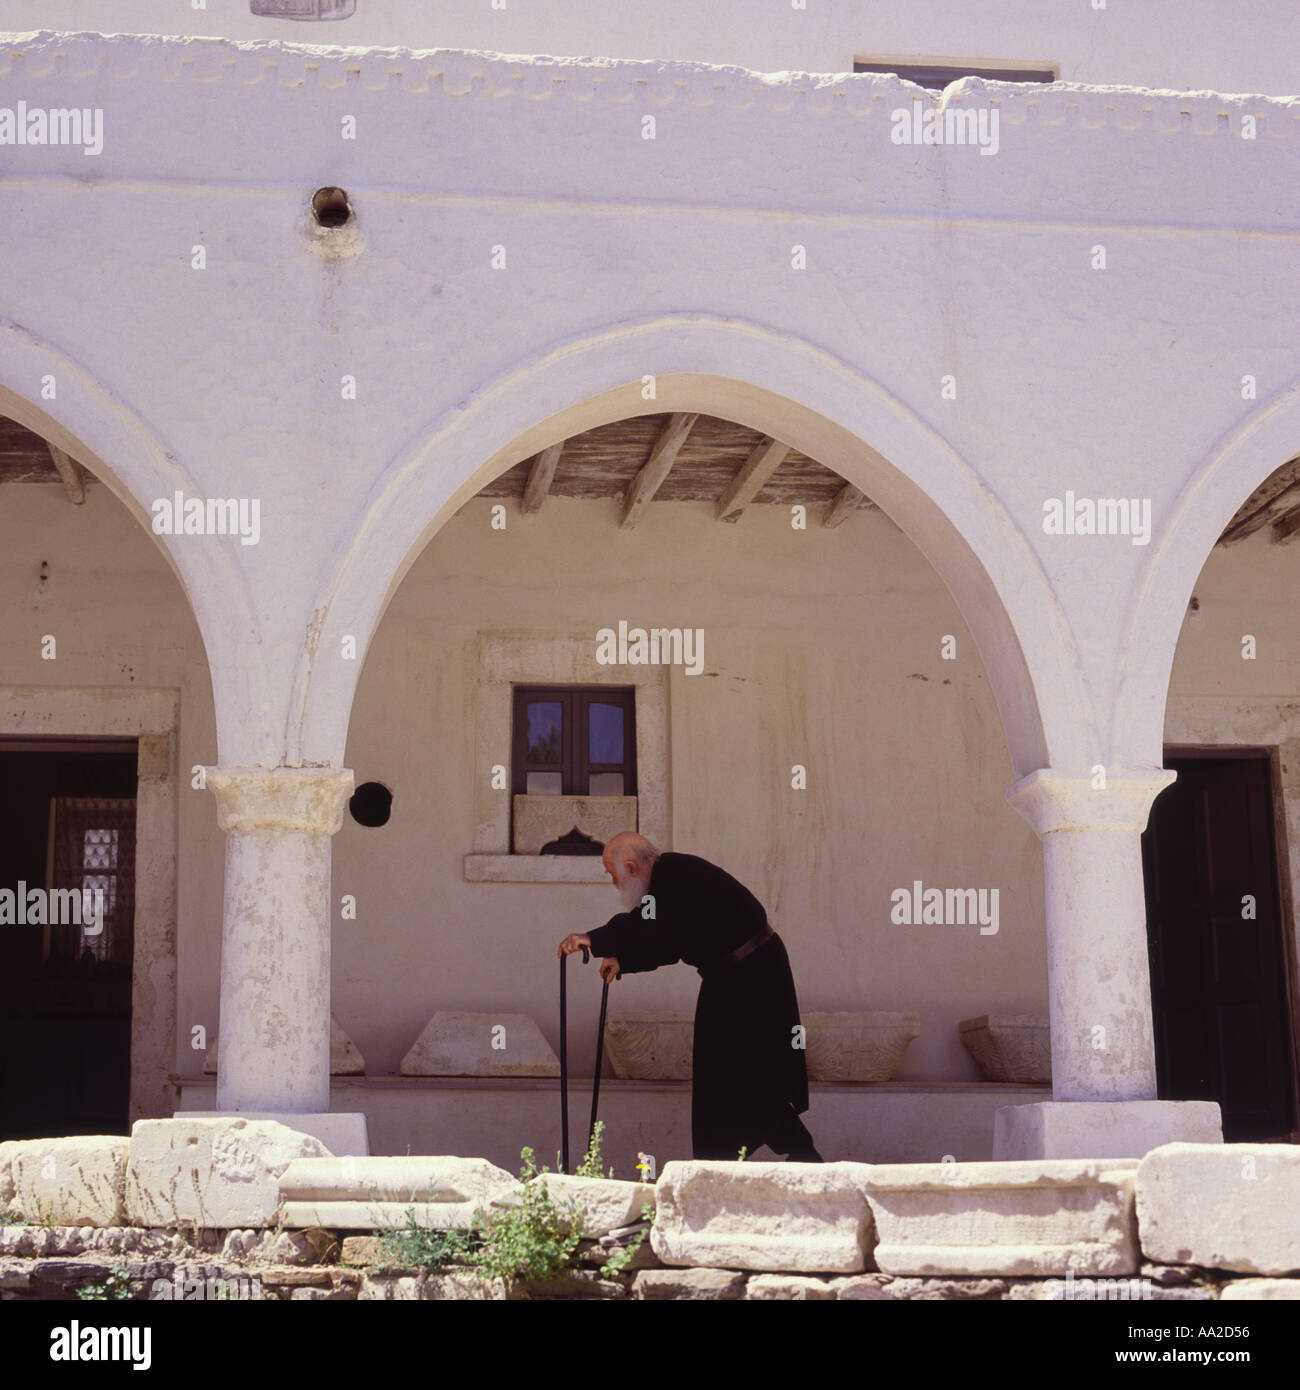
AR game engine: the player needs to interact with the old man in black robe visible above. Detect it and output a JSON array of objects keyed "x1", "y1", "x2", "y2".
[{"x1": 558, "y1": 831, "x2": 822, "y2": 1162}]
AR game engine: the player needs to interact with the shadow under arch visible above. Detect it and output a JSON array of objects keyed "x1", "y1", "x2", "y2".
[
  {"x1": 0, "y1": 316, "x2": 267, "y2": 764},
  {"x1": 294, "y1": 314, "x2": 1082, "y2": 782},
  {"x1": 1114, "y1": 375, "x2": 1300, "y2": 763}
]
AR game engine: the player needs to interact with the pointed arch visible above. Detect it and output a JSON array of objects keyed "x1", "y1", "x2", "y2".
[
  {"x1": 292, "y1": 313, "x2": 1081, "y2": 780},
  {"x1": 1114, "y1": 376, "x2": 1300, "y2": 760},
  {"x1": 0, "y1": 315, "x2": 268, "y2": 764}
]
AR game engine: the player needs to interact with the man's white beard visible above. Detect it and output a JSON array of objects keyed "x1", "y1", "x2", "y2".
[{"x1": 616, "y1": 869, "x2": 650, "y2": 912}]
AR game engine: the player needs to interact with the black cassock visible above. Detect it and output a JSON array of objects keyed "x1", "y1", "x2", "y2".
[{"x1": 585, "y1": 851, "x2": 816, "y2": 1160}]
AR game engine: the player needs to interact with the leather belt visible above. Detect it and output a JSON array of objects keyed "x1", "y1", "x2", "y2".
[{"x1": 716, "y1": 923, "x2": 775, "y2": 970}]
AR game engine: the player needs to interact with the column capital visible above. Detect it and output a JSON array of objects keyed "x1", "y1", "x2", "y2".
[
  {"x1": 1006, "y1": 766, "x2": 1176, "y2": 836},
  {"x1": 206, "y1": 766, "x2": 355, "y2": 835}
]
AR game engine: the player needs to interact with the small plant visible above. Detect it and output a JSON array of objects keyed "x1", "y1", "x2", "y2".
[
  {"x1": 380, "y1": 1210, "x2": 476, "y2": 1271},
  {"x1": 737, "y1": 1146, "x2": 748, "y2": 1161},
  {"x1": 575, "y1": 1121, "x2": 615, "y2": 1179},
  {"x1": 599, "y1": 1201, "x2": 657, "y2": 1278},
  {"x1": 76, "y1": 1268, "x2": 133, "y2": 1301},
  {"x1": 0, "y1": 1210, "x2": 26, "y2": 1226},
  {"x1": 467, "y1": 1147, "x2": 583, "y2": 1286}
]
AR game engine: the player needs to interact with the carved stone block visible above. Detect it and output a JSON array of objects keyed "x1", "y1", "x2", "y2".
[
  {"x1": 512, "y1": 795, "x2": 637, "y2": 855},
  {"x1": 605, "y1": 1012, "x2": 695, "y2": 1080},
  {"x1": 958, "y1": 1015, "x2": 1051, "y2": 1083},
  {"x1": 401, "y1": 1011, "x2": 560, "y2": 1078},
  {"x1": 803, "y1": 1012, "x2": 922, "y2": 1082},
  {"x1": 605, "y1": 1010, "x2": 921, "y2": 1082}
]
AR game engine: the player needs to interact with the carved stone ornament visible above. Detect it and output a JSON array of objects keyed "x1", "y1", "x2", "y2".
[
  {"x1": 958, "y1": 1014, "x2": 1052, "y2": 1083},
  {"x1": 605, "y1": 1010, "x2": 921, "y2": 1082},
  {"x1": 802, "y1": 1012, "x2": 922, "y2": 1082},
  {"x1": 605, "y1": 1011, "x2": 695, "y2": 1080}
]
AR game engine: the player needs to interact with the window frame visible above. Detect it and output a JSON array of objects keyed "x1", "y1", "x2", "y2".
[
  {"x1": 465, "y1": 632, "x2": 669, "y2": 883},
  {"x1": 511, "y1": 684, "x2": 637, "y2": 800}
]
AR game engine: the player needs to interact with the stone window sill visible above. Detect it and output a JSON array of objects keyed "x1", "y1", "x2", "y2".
[{"x1": 462, "y1": 854, "x2": 609, "y2": 883}]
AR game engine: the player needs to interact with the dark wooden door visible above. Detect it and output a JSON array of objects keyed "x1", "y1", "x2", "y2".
[
  {"x1": 1142, "y1": 754, "x2": 1296, "y2": 1140},
  {"x1": 0, "y1": 745, "x2": 138, "y2": 1139}
]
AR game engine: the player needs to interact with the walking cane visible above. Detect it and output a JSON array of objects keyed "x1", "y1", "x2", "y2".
[
  {"x1": 559, "y1": 944, "x2": 588, "y2": 1173},
  {"x1": 589, "y1": 966, "x2": 612, "y2": 1162},
  {"x1": 559, "y1": 945, "x2": 616, "y2": 1173}
]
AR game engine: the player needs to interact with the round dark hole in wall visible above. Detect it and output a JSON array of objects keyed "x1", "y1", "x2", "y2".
[
  {"x1": 349, "y1": 781, "x2": 392, "y2": 827},
  {"x1": 312, "y1": 186, "x2": 353, "y2": 228}
]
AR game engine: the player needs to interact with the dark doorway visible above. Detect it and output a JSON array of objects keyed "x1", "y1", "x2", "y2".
[
  {"x1": 0, "y1": 742, "x2": 138, "y2": 1139},
  {"x1": 1142, "y1": 753, "x2": 1296, "y2": 1141}
]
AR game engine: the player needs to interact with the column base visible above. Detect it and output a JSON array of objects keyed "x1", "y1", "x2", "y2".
[
  {"x1": 993, "y1": 1101, "x2": 1222, "y2": 1160},
  {"x1": 183, "y1": 1110, "x2": 370, "y2": 1157}
]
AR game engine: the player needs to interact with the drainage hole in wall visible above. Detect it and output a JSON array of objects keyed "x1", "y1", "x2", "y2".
[
  {"x1": 349, "y1": 781, "x2": 392, "y2": 827},
  {"x1": 312, "y1": 186, "x2": 353, "y2": 228}
]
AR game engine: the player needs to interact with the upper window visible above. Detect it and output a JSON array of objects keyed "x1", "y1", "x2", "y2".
[
  {"x1": 854, "y1": 59, "x2": 1058, "y2": 90},
  {"x1": 250, "y1": 1, "x2": 356, "y2": 18},
  {"x1": 511, "y1": 686, "x2": 637, "y2": 799}
]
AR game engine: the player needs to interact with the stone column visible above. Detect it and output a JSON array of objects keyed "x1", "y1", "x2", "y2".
[
  {"x1": 996, "y1": 767, "x2": 1223, "y2": 1158},
  {"x1": 207, "y1": 766, "x2": 353, "y2": 1115}
]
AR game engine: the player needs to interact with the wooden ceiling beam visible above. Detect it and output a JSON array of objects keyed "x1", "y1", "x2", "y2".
[
  {"x1": 1219, "y1": 457, "x2": 1300, "y2": 544},
  {"x1": 46, "y1": 443, "x2": 86, "y2": 505},
  {"x1": 717, "y1": 436, "x2": 790, "y2": 523},
  {"x1": 825, "y1": 482, "x2": 866, "y2": 528},
  {"x1": 620, "y1": 412, "x2": 698, "y2": 529},
  {"x1": 521, "y1": 441, "x2": 564, "y2": 514},
  {"x1": 1271, "y1": 503, "x2": 1300, "y2": 546}
]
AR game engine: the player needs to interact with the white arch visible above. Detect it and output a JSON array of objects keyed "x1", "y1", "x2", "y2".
[
  {"x1": 1114, "y1": 375, "x2": 1300, "y2": 760},
  {"x1": 293, "y1": 313, "x2": 1084, "y2": 779},
  {"x1": 0, "y1": 315, "x2": 268, "y2": 764}
]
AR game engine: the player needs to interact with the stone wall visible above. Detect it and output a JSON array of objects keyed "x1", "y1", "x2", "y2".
[
  {"x1": 0, "y1": 1223, "x2": 1294, "y2": 1301},
  {"x1": 1, "y1": 1122, "x2": 1296, "y2": 1301}
]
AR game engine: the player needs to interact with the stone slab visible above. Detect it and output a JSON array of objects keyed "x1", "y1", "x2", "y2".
[
  {"x1": 280, "y1": 1200, "x2": 483, "y2": 1230},
  {"x1": 10, "y1": 1136, "x2": 129, "y2": 1227},
  {"x1": 1220, "y1": 1279, "x2": 1300, "y2": 1300},
  {"x1": 182, "y1": 1111, "x2": 367, "y2": 1156},
  {"x1": 866, "y1": 1158, "x2": 1140, "y2": 1276},
  {"x1": 126, "y1": 1118, "x2": 331, "y2": 1229},
  {"x1": 1136, "y1": 1143, "x2": 1300, "y2": 1275},
  {"x1": 994, "y1": 1100, "x2": 1222, "y2": 1160},
  {"x1": 632, "y1": 1268, "x2": 748, "y2": 1300},
  {"x1": 422, "y1": 1270, "x2": 513, "y2": 1300},
  {"x1": 400, "y1": 1012, "x2": 560, "y2": 1078},
  {"x1": 0, "y1": 1139, "x2": 20, "y2": 1211},
  {"x1": 359, "y1": 1273, "x2": 422, "y2": 1300},
  {"x1": 745, "y1": 1274, "x2": 837, "y2": 1300},
  {"x1": 280, "y1": 1155, "x2": 515, "y2": 1207},
  {"x1": 501, "y1": 1174, "x2": 655, "y2": 1236},
  {"x1": 650, "y1": 1161, "x2": 874, "y2": 1273},
  {"x1": 829, "y1": 1274, "x2": 895, "y2": 1300},
  {"x1": 519, "y1": 1270, "x2": 627, "y2": 1300}
]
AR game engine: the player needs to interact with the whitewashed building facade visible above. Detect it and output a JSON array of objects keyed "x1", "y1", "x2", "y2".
[{"x1": 0, "y1": 2, "x2": 1297, "y2": 1174}]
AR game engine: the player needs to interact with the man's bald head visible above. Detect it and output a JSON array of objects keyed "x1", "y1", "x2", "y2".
[
  {"x1": 603, "y1": 832, "x2": 660, "y2": 909},
  {"x1": 603, "y1": 832, "x2": 659, "y2": 875}
]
